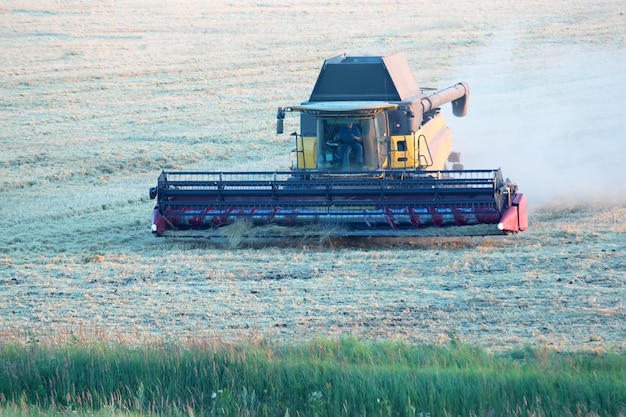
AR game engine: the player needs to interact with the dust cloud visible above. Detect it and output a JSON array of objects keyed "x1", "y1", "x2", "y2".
[{"x1": 446, "y1": 31, "x2": 626, "y2": 210}]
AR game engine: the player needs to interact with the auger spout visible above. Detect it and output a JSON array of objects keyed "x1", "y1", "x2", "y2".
[{"x1": 420, "y1": 82, "x2": 469, "y2": 117}]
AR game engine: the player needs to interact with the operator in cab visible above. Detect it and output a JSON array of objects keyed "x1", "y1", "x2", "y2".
[{"x1": 335, "y1": 122, "x2": 365, "y2": 170}]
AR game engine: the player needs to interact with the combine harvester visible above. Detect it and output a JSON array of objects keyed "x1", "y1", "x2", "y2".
[{"x1": 149, "y1": 53, "x2": 527, "y2": 237}]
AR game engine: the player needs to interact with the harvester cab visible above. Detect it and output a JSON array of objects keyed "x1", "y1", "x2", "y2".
[
  {"x1": 149, "y1": 53, "x2": 528, "y2": 237},
  {"x1": 277, "y1": 53, "x2": 469, "y2": 173}
]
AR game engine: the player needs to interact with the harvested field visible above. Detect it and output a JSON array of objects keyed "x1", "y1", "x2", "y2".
[{"x1": 0, "y1": 0, "x2": 624, "y2": 352}]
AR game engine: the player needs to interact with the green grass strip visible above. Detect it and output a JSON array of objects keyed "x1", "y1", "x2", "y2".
[{"x1": 1, "y1": 337, "x2": 624, "y2": 416}]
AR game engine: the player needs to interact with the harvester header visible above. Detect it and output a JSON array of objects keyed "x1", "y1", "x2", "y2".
[{"x1": 149, "y1": 52, "x2": 527, "y2": 237}]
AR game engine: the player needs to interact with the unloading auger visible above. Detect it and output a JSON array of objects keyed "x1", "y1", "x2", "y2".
[{"x1": 149, "y1": 53, "x2": 527, "y2": 236}]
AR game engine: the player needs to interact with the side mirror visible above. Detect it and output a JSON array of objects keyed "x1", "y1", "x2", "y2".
[
  {"x1": 407, "y1": 104, "x2": 423, "y2": 133},
  {"x1": 276, "y1": 107, "x2": 285, "y2": 134}
]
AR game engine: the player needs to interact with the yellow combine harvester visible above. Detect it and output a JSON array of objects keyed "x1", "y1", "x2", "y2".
[{"x1": 149, "y1": 53, "x2": 527, "y2": 236}]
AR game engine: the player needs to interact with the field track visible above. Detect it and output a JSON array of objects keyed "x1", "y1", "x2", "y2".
[{"x1": 1, "y1": 0, "x2": 624, "y2": 351}]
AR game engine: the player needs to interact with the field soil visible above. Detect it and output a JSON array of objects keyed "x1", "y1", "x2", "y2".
[{"x1": 1, "y1": 0, "x2": 625, "y2": 351}]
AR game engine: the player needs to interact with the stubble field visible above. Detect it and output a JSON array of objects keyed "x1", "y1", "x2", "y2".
[{"x1": 0, "y1": 0, "x2": 625, "y2": 352}]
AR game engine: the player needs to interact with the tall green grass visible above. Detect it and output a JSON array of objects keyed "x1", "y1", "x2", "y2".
[{"x1": 1, "y1": 337, "x2": 624, "y2": 416}]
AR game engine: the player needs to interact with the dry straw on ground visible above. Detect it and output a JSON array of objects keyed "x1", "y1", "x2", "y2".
[{"x1": 0, "y1": 0, "x2": 624, "y2": 351}]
